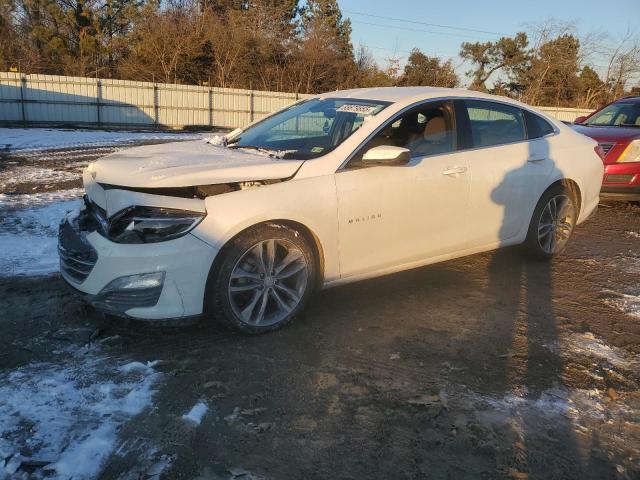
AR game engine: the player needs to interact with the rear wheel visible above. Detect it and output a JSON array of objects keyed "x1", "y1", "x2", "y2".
[
  {"x1": 523, "y1": 185, "x2": 578, "y2": 260},
  {"x1": 207, "y1": 223, "x2": 317, "y2": 334}
]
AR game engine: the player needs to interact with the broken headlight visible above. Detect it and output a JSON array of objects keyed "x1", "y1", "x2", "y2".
[{"x1": 107, "y1": 206, "x2": 205, "y2": 244}]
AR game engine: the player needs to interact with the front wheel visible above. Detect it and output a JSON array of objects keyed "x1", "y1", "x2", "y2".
[
  {"x1": 206, "y1": 223, "x2": 317, "y2": 334},
  {"x1": 523, "y1": 185, "x2": 578, "y2": 260}
]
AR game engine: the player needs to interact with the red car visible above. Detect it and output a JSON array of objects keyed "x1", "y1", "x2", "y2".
[{"x1": 573, "y1": 96, "x2": 640, "y2": 201}]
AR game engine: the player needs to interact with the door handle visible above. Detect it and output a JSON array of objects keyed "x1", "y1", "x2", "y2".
[
  {"x1": 442, "y1": 166, "x2": 467, "y2": 176},
  {"x1": 527, "y1": 155, "x2": 546, "y2": 163}
]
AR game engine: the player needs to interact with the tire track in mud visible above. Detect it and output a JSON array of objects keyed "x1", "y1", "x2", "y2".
[
  {"x1": 101, "y1": 228, "x2": 640, "y2": 400},
  {"x1": 96, "y1": 250, "x2": 640, "y2": 477},
  {"x1": 67, "y1": 228, "x2": 640, "y2": 480}
]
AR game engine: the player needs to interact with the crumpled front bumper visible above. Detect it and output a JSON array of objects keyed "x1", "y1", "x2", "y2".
[{"x1": 59, "y1": 208, "x2": 218, "y2": 320}]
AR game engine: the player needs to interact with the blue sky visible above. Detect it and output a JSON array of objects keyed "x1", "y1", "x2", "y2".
[{"x1": 340, "y1": 0, "x2": 640, "y2": 82}]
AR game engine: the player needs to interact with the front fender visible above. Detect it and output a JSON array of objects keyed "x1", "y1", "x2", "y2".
[{"x1": 191, "y1": 175, "x2": 340, "y2": 283}]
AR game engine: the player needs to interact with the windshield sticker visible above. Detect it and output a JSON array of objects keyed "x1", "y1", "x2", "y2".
[
  {"x1": 311, "y1": 146, "x2": 324, "y2": 153},
  {"x1": 337, "y1": 104, "x2": 378, "y2": 115}
]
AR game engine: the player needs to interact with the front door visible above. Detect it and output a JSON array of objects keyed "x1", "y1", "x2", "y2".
[{"x1": 335, "y1": 101, "x2": 471, "y2": 278}]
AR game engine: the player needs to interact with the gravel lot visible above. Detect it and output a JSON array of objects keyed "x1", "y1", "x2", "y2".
[{"x1": 0, "y1": 133, "x2": 638, "y2": 479}]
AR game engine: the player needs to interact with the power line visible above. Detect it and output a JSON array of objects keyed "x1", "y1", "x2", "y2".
[
  {"x1": 363, "y1": 44, "x2": 458, "y2": 60},
  {"x1": 350, "y1": 20, "x2": 499, "y2": 42},
  {"x1": 344, "y1": 10, "x2": 508, "y2": 37},
  {"x1": 350, "y1": 19, "x2": 613, "y2": 71}
]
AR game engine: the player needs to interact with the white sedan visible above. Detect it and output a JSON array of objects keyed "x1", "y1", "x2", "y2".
[{"x1": 59, "y1": 87, "x2": 604, "y2": 333}]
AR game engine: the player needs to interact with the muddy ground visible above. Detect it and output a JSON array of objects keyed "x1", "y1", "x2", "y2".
[{"x1": 0, "y1": 140, "x2": 639, "y2": 479}]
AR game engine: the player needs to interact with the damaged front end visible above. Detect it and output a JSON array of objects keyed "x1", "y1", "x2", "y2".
[
  {"x1": 98, "y1": 177, "x2": 288, "y2": 200},
  {"x1": 60, "y1": 139, "x2": 305, "y2": 320},
  {"x1": 82, "y1": 176, "x2": 292, "y2": 244},
  {"x1": 79, "y1": 197, "x2": 205, "y2": 244},
  {"x1": 59, "y1": 191, "x2": 218, "y2": 319}
]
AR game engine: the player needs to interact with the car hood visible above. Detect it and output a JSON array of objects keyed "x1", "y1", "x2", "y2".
[
  {"x1": 87, "y1": 140, "x2": 305, "y2": 188},
  {"x1": 572, "y1": 124, "x2": 640, "y2": 143}
]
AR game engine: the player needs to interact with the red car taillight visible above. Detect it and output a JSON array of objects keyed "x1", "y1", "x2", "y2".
[{"x1": 594, "y1": 145, "x2": 606, "y2": 161}]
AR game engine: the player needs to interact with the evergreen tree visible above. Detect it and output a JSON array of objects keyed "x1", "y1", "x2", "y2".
[
  {"x1": 0, "y1": 0, "x2": 21, "y2": 70},
  {"x1": 13, "y1": 0, "x2": 153, "y2": 75},
  {"x1": 460, "y1": 32, "x2": 529, "y2": 91},
  {"x1": 578, "y1": 65, "x2": 606, "y2": 108},
  {"x1": 519, "y1": 34, "x2": 581, "y2": 106},
  {"x1": 293, "y1": 0, "x2": 356, "y2": 93},
  {"x1": 399, "y1": 49, "x2": 459, "y2": 88},
  {"x1": 301, "y1": 0, "x2": 353, "y2": 58}
]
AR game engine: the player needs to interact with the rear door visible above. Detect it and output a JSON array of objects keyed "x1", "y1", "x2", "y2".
[{"x1": 455, "y1": 99, "x2": 548, "y2": 246}]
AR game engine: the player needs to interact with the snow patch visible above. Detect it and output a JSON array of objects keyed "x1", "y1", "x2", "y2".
[
  {"x1": 0, "y1": 190, "x2": 83, "y2": 276},
  {"x1": 0, "y1": 166, "x2": 80, "y2": 191},
  {"x1": 484, "y1": 388, "x2": 570, "y2": 415},
  {"x1": 623, "y1": 256, "x2": 640, "y2": 275},
  {"x1": 0, "y1": 188, "x2": 83, "y2": 208},
  {"x1": 206, "y1": 134, "x2": 227, "y2": 146},
  {"x1": 182, "y1": 402, "x2": 209, "y2": 425},
  {"x1": 557, "y1": 332, "x2": 638, "y2": 370},
  {"x1": 145, "y1": 455, "x2": 173, "y2": 477},
  {"x1": 480, "y1": 386, "x2": 613, "y2": 422},
  {"x1": 605, "y1": 293, "x2": 640, "y2": 320},
  {"x1": 120, "y1": 360, "x2": 161, "y2": 374},
  {"x1": 0, "y1": 349, "x2": 161, "y2": 479},
  {"x1": 1, "y1": 128, "x2": 201, "y2": 152},
  {"x1": 237, "y1": 146, "x2": 298, "y2": 159}
]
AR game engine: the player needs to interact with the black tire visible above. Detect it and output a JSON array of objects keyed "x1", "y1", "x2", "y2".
[
  {"x1": 206, "y1": 223, "x2": 317, "y2": 334},
  {"x1": 523, "y1": 184, "x2": 578, "y2": 260}
]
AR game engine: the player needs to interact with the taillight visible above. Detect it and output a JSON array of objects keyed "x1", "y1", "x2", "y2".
[{"x1": 594, "y1": 145, "x2": 606, "y2": 161}]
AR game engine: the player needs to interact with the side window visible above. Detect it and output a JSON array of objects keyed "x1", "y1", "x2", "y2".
[
  {"x1": 524, "y1": 110, "x2": 555, "y2": 139},
  {"x1": 355, "y1": 101, "x2": 456, "y2": 163},
  {"x1": 464, "y1": 100, "x2": 525, "y2": 148}
]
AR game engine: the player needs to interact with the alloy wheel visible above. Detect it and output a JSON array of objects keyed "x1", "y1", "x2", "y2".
[
  {"x1": 228, "y1": 239, "x2": 309, "y2": 326},
  {"x1": 537, "y1": 194, "x2": 575, "y2": 254}
]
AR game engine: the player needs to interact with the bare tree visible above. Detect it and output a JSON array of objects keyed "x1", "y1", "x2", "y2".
[
  {"x1": 601, "y1": 30, "x2": 640, "y2": 100},
  {"x1": 119, "y1": 3, "x2": 203, "y2": 83}
]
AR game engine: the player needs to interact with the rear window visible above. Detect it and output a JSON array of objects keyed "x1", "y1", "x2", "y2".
[
  {"x1": 524, "y1": 111, "x2": 555, "y2": 139},
  {"x1": 464, "y1": 100, "x2": 526, "y2": 148}
]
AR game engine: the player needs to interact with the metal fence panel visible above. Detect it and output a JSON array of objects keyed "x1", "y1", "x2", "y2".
[
  {"x1": 536, "y1": 106, "x2": 593, "y2": 123},
  {"x1": 0, "y1": 72, "x2": 595, "y2": 129},
  {"x1": 100, "y1": 78, "x2": 155, "y2": 125},
  {"x1": 158, "y1": 83, "x2": 209, "y2": 127},
  {"x1": 26, "y1": 74, "x2": 97, "y2": 124},
  {"x1": 0, "y1": 73, "x2": 22, "y2": 121}
]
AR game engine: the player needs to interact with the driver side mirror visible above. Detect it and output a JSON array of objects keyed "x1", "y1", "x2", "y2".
[
  {"x1": 361, "y1": 145, "x2": 411, "y2": 166},
  {"x1": 574, "y1": 115, "x2": 587, "y2": 124}
]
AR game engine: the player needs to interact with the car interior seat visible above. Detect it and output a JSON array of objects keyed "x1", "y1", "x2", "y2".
[
  {"x1": 396, "y1": 114, "x2": 425, "y2": 147},
  {"x1": 409, "y1": 114, "x2": 452, "y2": 156}
]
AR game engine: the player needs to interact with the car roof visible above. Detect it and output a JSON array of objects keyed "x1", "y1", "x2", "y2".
[
  {"x1": 319, "y1": 86, "x2": 517, "y2": 105},
  {"x1": 615, "y1": 96, "x2": 640, "y2": 104}
]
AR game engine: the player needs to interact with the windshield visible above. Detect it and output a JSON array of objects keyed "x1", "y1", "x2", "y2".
[
  {"x1": 584, "y1": 102, "x2": 640, "y2": 127},
  {"x1": 228, "y1": 98, "x2": 390, "y2": 159}
]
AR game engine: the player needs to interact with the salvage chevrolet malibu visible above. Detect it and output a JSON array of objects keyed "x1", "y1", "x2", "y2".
[{"x1": 59, "y1": 87, "x2": 604, "y2": 333}]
